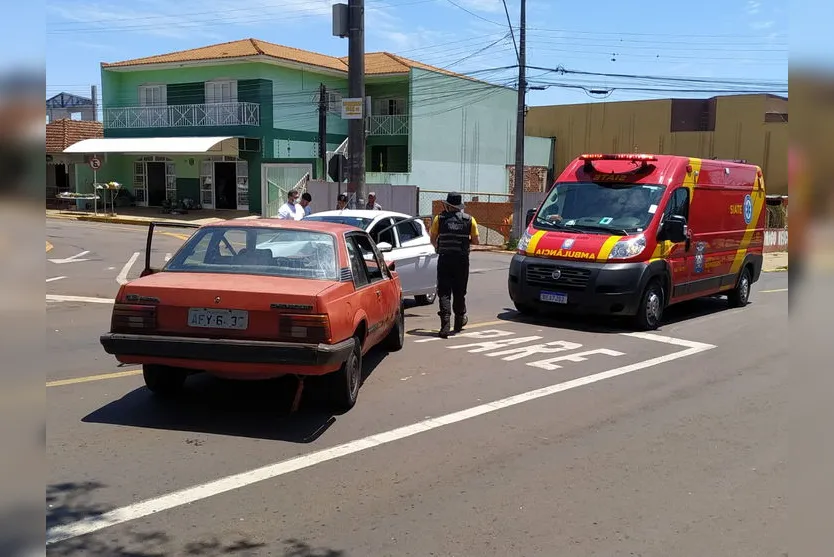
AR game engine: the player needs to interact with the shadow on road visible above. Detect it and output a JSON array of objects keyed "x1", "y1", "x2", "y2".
[
  {"x1": 497, "y1": 295, "x2": 742, "y2": 333},
  {"x1": 47, "y1": 482, "x2": 346, "y2": 556},
  {"x1": 81, "y1": 349, "x2": 390, "y2": 443}
]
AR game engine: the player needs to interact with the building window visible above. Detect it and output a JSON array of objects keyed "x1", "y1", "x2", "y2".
[
  {"x1": 205, "y1": 80, "x2": 238, "y2": 104},
  {"x1": 369, "y1": 145, "x2": 408, "y2": 172},
  {"x1": 138, "y1": 85, "x2": 166, "y2": 106},
  {"x1": 670, "y1": 98, "x2": 715, "y2": 132},
  {"x1": 373, "y1": 98, "x2": 406, "y2": 116}
]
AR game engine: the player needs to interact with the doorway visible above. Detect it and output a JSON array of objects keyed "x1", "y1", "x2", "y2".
[
  {"x1": 146, "y1": 162, "x2": 166, "y2": 206},
  {"x1": 54, "y1": 164, "x2": 70, "y2": 194},
  {"x1": 214, "y1": 162, "x2": 237, "y2": 209}
]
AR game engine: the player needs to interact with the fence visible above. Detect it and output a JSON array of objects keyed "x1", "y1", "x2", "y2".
[
  {"x1": 417, "y1": 190, "x2": 549, "y2": 246},
  {"x1": 305, "y1": 181, "x2": 419, "y2": 215}
]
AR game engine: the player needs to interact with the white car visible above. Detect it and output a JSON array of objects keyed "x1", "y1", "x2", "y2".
[{"x1": 302, "y1": 209, "x2": 438, "y2": 305}]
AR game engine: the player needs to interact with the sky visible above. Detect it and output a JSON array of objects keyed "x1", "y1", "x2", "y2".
[{"x1": 43, "y1": 0, "x2": 789, "y2": 107}]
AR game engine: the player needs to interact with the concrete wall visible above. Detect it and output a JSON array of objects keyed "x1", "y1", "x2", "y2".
[{"x1": 526, "y1": 94, "x2": 788, "y2": 195}]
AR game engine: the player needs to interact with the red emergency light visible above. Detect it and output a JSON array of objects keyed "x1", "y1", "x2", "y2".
[{"x1": 579, "y1": 154, "x2": 658, "y2": 162}]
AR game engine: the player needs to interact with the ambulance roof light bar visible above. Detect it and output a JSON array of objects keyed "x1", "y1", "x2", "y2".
[{"x1": 580, "y1": 153, "x2": 658, "y2": 171}]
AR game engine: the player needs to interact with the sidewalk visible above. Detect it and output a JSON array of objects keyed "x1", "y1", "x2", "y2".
[{"x1": 47, "y1": 208, "x2": 256, "y2": 227}]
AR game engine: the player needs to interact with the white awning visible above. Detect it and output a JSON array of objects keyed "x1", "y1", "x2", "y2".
[{"x1": 63, "y1": 136, "x2": 238, "y2": 156}]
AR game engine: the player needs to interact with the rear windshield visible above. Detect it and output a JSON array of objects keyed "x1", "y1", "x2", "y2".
[
  {"x1": 534, "y1": 181, "x2": 666, "y2": 234},
  {"x1": 304, "y1": 215, "x2": 372, "y2": 230},
  {"x1": 165, "y1": 226, "x2": 338, "y2": 281}
]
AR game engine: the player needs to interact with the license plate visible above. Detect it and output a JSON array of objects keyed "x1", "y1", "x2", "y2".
[
  {"x1": 187, "y1": 308, "x2": 249, "y2": 330},
  {"x1": 539, "y1": 290, "x2": 568, "y2": 304}
]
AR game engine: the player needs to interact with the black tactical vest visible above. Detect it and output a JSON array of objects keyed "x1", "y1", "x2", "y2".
[{"x1": 437, "y1": 211, "x2": 473, "y2": 255}]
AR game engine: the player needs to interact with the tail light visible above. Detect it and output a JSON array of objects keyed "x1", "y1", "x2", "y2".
[
  {"x1": 111, "y1": 304, "x2": 157, "y2": 332},
  {"x1": 278, "y1": 314, "x2": 331, "y2": 343}
]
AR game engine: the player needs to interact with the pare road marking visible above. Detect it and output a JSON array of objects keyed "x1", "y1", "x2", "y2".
[{"x1": 46, "y1": 332, "x2": 715, "y2": 545}]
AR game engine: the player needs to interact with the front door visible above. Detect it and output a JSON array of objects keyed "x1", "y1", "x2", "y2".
[
  {"x1": 214, "y1": 162, "x2": 237, "y2": 210},
  {"x1": 261, "y1": 163, "x2": 313, "y2": 217},
  {"x1": 660, "y1": 187, "x2": 692, "y2": 300},
  {"x1": 146, "y1": 162, "x2": 166, "y2": 207}
]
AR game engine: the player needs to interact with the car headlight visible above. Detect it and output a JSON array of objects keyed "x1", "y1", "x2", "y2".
[
  {"x1": 516, "y1": 229, "x2": 533, "y2": 253},
  {"x1": 608, "y1": 235, "x2": 647, "y2": 259}
]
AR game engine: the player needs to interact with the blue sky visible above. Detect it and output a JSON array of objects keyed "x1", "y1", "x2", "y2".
[{"x1": 44, "y1": 0, "x2": 788, "y2": 106}]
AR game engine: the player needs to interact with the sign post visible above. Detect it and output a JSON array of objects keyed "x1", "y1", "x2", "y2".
[{"x1": 89, "y1": 156, "x2": 102, "y2": 214}]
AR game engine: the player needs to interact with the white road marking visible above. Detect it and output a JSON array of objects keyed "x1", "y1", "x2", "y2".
[
  {"x1": 46, "y1": 295, "x2": 113, "y2": 304},
  {"x1": 449, "y1": 335, "x2": 544, "y2": 353},
  {"x1": 527, "y1": 348, "x2": 625, "y2": 371},
  {"x1": 117, "y1": 252, "x2": 141, "y2": 285},
  {"x1": 415, "y1": 338, "x2": 441, "y2": 343},
  {"x1": 485, "y1": 340, "x2": 583, "y2": 361},
  {"x1": 45, "y1": 332, "x2": 715, "y2": 545},
  {"x1": 48, "y1": 251, "x2": 90, "y2": 264},
  {"x1": 45, "y1": 276, "x2": 66, "y2": 283}
]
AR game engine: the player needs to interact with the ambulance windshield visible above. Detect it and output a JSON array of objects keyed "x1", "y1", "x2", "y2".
[{"x1": 534, "y1": 182, "x2": 665, "y2": 234}]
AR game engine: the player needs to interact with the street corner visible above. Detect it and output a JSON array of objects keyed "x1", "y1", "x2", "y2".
[{"x1": 763, "y1": 251, "x2": 788, "y2": 272}]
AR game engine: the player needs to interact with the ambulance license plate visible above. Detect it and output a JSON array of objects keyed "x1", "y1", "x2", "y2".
[{"x1": 540, "y1": 290, "x2": 568, "y2": 304}]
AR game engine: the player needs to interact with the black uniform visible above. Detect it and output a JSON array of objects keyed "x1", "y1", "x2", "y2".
[{"x1": 435, "y1": 209, "x2": 474, "y2": 337}]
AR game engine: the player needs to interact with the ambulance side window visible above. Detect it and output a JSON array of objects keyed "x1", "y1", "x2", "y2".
[{"x1": 664, "y1": 188, "x2": 690, "y2": 222}]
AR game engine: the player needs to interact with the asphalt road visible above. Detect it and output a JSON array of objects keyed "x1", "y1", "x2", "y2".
[{"x1": 46, "y1": 218, "x2": 788, "y2": 556}]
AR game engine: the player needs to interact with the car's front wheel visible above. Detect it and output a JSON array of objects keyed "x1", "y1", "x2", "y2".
[
  {"x1": 143, "y1": 364, "x2": 187, "y2": 396},
  {"x1": 327, "y1": 337, "x2": 363, "y2": 411}
]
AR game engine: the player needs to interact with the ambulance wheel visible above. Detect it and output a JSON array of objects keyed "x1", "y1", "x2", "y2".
[
  {"x1": 634, "y1": 279, "x2": 665, "y2": 331},
  {"x1": 728, "y1": 266, "x2": 752, "y2": 308},
  {"x1": 514, "y1": 302, "x2": 537, "y2": 315}
]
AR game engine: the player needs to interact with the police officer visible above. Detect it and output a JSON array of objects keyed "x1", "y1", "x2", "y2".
[{"x1": 429, "y1": 192, "x2": 480, "y2": 338}]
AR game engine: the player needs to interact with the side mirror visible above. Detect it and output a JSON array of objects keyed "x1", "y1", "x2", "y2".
[
  {"x1": 525, "y1": 208, "x2": 536, "y2": 226},
  {"x1": 662, "y1": 215, "x2": 688, "y2": 243},
  {"x1": 387, "y1": 260, "x2": 396, "y2": 271},
  {"x1": 377, "y1": 242, "x2": 393, "y2": 252}
]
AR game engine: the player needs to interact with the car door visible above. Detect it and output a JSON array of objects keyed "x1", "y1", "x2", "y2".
[
  {"x1": 347, "y1": 233, "x2": 389, "y2": 347},
  {"x1": 660, "y1": 187, "x2": 692, "y2": 299},
  {"x1": 392, "y1": 217, "x2": 437, "y2": 295}
]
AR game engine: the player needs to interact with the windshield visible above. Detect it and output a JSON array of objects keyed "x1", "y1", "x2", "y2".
[
  {"x1": 534, "y1": 181, "x2": 665, "y2": 234},
  {"x1": 165, "y1": 226, "x2": 338, "y2": 281},
  {"x1": 304, "y1": 214, "x2": 373, "y2": 230}
]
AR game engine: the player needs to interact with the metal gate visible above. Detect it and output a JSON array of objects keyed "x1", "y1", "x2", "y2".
[{"x1": 261, "y1": 163, "x2": 313, "y2": 217}]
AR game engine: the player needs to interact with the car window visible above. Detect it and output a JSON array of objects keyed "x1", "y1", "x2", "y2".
[
  {"x1": 166, "y1": 226, "x2": 338, "y2": 280},
  {"x1": 345, "y1": 237, "x2": 369, "y2": 288},
  {"x1": 303, "y1": 215, "x2": 374, "y2": 229},
  {"x1": 663, "y1": 188, "x2": 690, "y2": 221},
  {"x1": 350, "y1": 234, "x2": 386, "y2": 283},
  {"x1": 394, "y1": 218, "x2": 422, "y2": 244},
  {"x1": 369, "y1": 218, "x2": 395, "y2": 246}
]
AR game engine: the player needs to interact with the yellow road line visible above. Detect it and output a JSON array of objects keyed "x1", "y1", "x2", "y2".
[
  {"x1": 760, "y1": 288, "x2": 788, "y2": 293},
  {"x1": 46, "y1": 241, "x2": 53, "y2": 253},
  {"x1": 161, "y1": 232, "x2": 191, "y2": 241},
  {"x1": 47, "y1": 368, "x2": 142, "y2": 388}
]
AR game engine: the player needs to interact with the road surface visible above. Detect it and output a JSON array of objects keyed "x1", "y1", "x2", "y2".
[{"x1": 46, "y1": 218, "x2": 788, "y2": 556}]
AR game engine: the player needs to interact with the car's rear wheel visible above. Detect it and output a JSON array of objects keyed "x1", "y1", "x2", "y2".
[
  {"x1": 415, "y1": 291, "x2": 436, "y2": 305},
  {"x1": 383, "y1": 302, "x2": 405, "y2": 351},
  {"x1": 328, "y1": 337, "x2": 362, "y2": 411},
  {"x1": 143, "y1": 365, "x2": 187, "y2": 396}
]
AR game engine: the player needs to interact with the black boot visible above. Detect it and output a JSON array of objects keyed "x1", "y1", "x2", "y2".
[
  {"x1": 454, "y1": 314, "x2": 468, "y2": 333},
  {"x1": 439, "y1": 315, "x2": 451, "y2": 338}
]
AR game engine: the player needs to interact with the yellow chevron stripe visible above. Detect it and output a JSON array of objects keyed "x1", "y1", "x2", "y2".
[
  {"x1": 596, "y1": 235, "x2": 623, "y2": 261},
  {"x1": 684, "y1": 158, "x2": 703, "y2": 202},
  {"x1": 525, "y1": 230, "x2": 547, "y2": 255},
  {"x1": 729, "y1": 173, "x2": 766, "y2": 274}
]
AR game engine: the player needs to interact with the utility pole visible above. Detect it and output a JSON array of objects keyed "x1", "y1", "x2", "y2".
[
  {"x1": 510, "y1": 0, "x2": 526, "y2": 241},
  {"x1": 318, "y1": 83, "x2": 328, "y2": 179},
  {"x1": 347, "y1": 0, "x2": 366, "y2": 209}
]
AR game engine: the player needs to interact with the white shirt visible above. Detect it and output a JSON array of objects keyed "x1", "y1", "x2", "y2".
[{"x1": 277, "y1": 202, "x2": 304, "y2": 220}]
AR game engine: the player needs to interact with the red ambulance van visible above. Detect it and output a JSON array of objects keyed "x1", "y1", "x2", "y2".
[{"x1": 508, "y1": 154, "x2": 766, "y2": 329}]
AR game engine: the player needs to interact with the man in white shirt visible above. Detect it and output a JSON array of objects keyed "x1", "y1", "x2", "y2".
[{"x1": 277, "y1": 189, "x2": 304, "y2": 220}]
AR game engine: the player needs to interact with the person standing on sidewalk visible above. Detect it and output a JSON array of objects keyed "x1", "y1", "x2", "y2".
[
  {"x1": 277, "y1": 189, "x2": 304, "y2": 220},
  {"x1": 429, "y1": 192, "x2": 480, "y2": 338},
  {"x1": 300, "y1": 192, "x2": 313, "y2": 216}
]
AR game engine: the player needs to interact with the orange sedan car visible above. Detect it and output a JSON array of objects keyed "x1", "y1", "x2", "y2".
[{"x1": 100, "y1": 219, "x2": 404, "y2": 410}]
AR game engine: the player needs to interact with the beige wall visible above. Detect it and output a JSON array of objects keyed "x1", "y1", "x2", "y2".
[{"x1": 526, "y1": 94, "x2": 788, "y2": 195}]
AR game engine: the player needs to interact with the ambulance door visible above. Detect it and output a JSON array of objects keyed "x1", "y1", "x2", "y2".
[{"x1": 660, "y1": 187, "x2": 692, "y2": 300}]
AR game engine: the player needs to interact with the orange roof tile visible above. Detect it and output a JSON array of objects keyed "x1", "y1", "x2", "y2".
[
  {"x1": 102, "y1": 38, "x2": 473, "y2": 80},
  {"x1": 46, "y1": 119, "x2": 103, "y2": 153}
]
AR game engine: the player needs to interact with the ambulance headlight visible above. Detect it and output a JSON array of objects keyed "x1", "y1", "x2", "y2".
[
  {"x1": 608, "y1": 235, "x2": 647, "y2": 259},
  {"x1": 517, "y1": 229, "x2": 533, "y2": 253}
]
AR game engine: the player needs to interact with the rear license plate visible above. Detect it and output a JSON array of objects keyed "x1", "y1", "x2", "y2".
[
  {"x1": 187, "y1": 308, "x2": 249, "y2": 330},
  {"x1": 539, "y1": 290, "x2": 568, "y2": 304}
]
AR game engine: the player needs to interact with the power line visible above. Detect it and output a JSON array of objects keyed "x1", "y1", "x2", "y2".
[{"x1": 442, "y1": 0, "x2": 507, "y2": 26}]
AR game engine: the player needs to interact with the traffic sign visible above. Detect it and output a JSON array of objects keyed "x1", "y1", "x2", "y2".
[{"x1": 89, "y1": 157, "x2": 102, "y2": 170}]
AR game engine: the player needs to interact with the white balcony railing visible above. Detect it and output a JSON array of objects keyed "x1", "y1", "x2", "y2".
[
  {"x1": 366, "y1": 114, "x2": 409, "y2": 136},
  {"x1": 103, "y1": 102, "x2": 260, "y2": 129}
]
